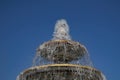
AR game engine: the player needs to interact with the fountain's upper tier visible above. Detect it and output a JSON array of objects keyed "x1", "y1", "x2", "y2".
[
  {"x1": 37, "y1": 40, "x2": 87, "y2": 63},
  {"x1": 53, "y1": 19, "x2": 71, "y2": 40}
]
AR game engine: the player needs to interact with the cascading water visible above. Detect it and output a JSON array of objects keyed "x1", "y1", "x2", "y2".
[{"x1": 17, "y1": 19, "x2": 106, "y2": 80}]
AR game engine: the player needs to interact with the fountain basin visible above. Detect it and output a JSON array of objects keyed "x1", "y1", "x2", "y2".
[{"x1": 18, "y1": 64, "x2": 104, "y2": 80}]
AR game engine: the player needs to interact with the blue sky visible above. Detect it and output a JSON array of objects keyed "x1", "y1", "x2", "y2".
[{"x1": 0, "y1": 0, "x2": 120, "y2": 80}]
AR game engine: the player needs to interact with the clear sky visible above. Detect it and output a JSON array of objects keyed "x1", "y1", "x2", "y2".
[{"x1": 0, "y1": 0, "x2": 120, "y2": 80}]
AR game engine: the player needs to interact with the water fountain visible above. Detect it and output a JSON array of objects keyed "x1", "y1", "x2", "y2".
[{"x1": 17, "y1": 19, "x2": 106, "y2": 80}]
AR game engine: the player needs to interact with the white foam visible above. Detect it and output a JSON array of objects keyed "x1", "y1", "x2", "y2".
[{"x1": 53, "y1": 19, "x2": 71, "y2": 40}]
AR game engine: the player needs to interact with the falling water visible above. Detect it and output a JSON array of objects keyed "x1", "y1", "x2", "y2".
[
  {"x1": 17, "y1": 19, "x2": 106, "y2": 80},
  {"x1": 33, "y1": 19, "x2": 93, "y2": 67}
]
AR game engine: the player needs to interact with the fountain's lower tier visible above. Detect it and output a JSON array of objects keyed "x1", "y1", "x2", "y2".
[{"x1": 17, "y1": 64, "x2": 104, "y2": 80}]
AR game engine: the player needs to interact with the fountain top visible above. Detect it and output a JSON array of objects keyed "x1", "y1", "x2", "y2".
[
  {"x1": 53, "y1": 19, "x2": 71, "y2": 40},
  {"x1": 33, "y1": 19, "x2": 92, "y2": 66}
]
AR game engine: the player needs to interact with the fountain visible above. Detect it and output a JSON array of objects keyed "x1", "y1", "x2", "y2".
[{"x1": 17, "y1": 19, "x2": 106, "y2": 80}]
